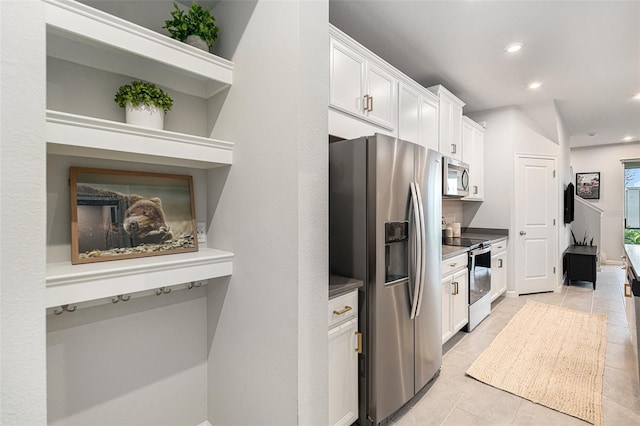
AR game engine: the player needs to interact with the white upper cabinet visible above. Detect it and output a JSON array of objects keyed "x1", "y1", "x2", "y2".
[
  {"x1": 398, "y1": 81, "x2": 439, "y2": 152},
  {"x1": 330, "y1": 38, "x2": 367, "y2": 118},
  {"x1": 418, "y1": 92, "x2": 439, "y2": 153},
  {"x1": 329, "y1": 26, "x2": 398, "y2": 138},
  {"x1": 429, "y1": 85, "x2": 465, "y2": 161},
  {"x1": 366, "y1": 62, "x2": 396, "y2": 129},
  {"x1": 398, "y1": 83, "x2": 421, "y2": 143},
  {"x1": 462, "y1": 116, "x2": 485, "y2": 201}
]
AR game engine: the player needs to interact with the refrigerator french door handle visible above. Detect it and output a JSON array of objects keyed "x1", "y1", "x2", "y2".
[
  {"x1": 409, "y1": 182, "x2": 422, "y2": 320},
  {"x1": 414, "y1": 182, "x2": 426, "y2": 317}
]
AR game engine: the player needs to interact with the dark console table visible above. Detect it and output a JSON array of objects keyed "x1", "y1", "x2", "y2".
[{"x1": 563, "y1": 245, "x2": 598, "y2": 289}]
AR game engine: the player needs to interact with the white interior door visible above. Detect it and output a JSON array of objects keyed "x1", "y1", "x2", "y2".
[{"x1": 515, "y1": 155, "x2": 557, "y2": 294}]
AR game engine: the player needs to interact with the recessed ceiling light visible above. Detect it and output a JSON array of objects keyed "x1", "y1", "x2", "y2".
[
  {"x1": 506, "y1": 42, "x2": 523, "y2": 53},
  {"x1": 623, "y1": 136, "x2": 633, "y2": 142},
  {"x1": 633, "y1": 93, "x2": 640, "y2": 101},
  {"x1": 588, "y1": 132, "x2": 597, "y2": 137},
  {"x1": 528, "y1": 81, "x2": 542, "y2": 90}
]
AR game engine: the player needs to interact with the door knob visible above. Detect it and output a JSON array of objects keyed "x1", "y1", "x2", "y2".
[{"x1": 519, "y1": 231, "x2": 527, "y2": 235}]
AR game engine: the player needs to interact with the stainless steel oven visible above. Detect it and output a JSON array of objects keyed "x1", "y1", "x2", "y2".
[{"x1": 467, "y1": 244, "x2": 491, "y2": 331}]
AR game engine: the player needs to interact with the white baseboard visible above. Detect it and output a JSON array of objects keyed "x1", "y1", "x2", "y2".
[
  {"x1": 506, "y1": 290, "x2": 518, "y2": 298},
  {"x1": 602, "y1": 260, "x2": 624, "y2": 266}
]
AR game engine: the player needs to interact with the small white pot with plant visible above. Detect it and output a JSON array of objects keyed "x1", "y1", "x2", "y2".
[
  {"x1": 114, "y1": 81, "x2": 173, "y2": 130},
  {"x1": 163, "y1": 1, "x2": 220, "y2": 52}
]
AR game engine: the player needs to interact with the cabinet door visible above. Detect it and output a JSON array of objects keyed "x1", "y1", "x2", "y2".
[
  {"x1": 329, "y1": 318, "x2": 359, "y2": 426},
  {"x1": 449, "y1": 103, "x2": 463, "y2": 160},
  {"x1": 438, "y1": 100, "x2": 452, "y2": 157},
  {"x1": 366, "y1": 62, "x2": 396, "y2": 130},
  {"x1": 398, "y1": 83, "x2": 420, "y2": 143},
  {"x1": 491, "y1": 248, "x2": 507, "y2": 301},
  {"x1": 451, "y1": 268, "x2": 469, "y2": 332},
  {"x1": 441, "y1": 275, "x2": 453, "y2": 344},
  {"x1": 419, "y1": 95, "x2": 439, "y2": 153},
  {"x1": 329, "y1": 39, "x2": 366, "y2": 119}
]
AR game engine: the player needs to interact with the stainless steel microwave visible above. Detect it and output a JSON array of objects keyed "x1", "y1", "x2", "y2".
[{"x1": 442, "y1": 156, "x2": 470, "y2": 197}]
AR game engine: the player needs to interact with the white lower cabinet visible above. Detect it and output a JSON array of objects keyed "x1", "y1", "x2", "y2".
[
  {"x1": 328, "y1": 290, "x2": 359, "y2": 426},
  {"x1": 441, "y1": 253, "x2": 469, "y2": 344},
  {"x1": 490, "y1": 240, "x2": 508, "y2": 302}
]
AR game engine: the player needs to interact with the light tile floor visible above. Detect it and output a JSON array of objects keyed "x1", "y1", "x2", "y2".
[{"x1": 390, "y1": 265, "x2": 640, "y2": 425}]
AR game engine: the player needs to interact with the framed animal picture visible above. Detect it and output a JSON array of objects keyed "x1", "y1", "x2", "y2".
[{"x1": 69, "y1": 167, "x2": 197, "y2": 264}]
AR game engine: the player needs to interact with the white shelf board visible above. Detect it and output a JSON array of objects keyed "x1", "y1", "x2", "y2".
[
  {"x1": 44, "y1": 0, "x2": 233, "y2": 99},
  {"x1": 47, "y1": 110, "x2": 233, "y2": 168},
  {"x1": 46, "y1": 247, "x2": 233, "y2": 308}
]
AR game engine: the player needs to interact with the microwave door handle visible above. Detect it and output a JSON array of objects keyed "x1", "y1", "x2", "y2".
[
  {"x1": 461, "y1": 169, "x2": 469, "y2": 191},
  {"x1": 414, "y1": 182, "x2": 426, "y2": 317},
  {"x1": 409, "y1": 182, "x2": 422, "y2": 320}
]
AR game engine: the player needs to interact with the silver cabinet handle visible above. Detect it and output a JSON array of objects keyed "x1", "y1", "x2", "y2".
[
  {"x1": 363, "y1": 95, "x2": 370, "y2": 112},
  {"x1": 498, "y1": 259, "x2": 503, "y2": 268},
  {"x1": 451, "y1": 144, "x2": 457, "y2": 154},
  {"x1": 520, "y1": 231, "x2": 527, "y2": 235},
  {"x1": 473, "y1": 185, "x2": 478, "y2": 195},
  {"x1": 451, "y1": 281, "x2": 459, "y2": 295},
  {"x1": 368, "y1": 95, "x2": 373, "y2": 112}
]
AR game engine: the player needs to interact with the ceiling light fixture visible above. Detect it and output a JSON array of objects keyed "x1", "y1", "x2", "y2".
[
  {"x1": 623, "y1": 136, "x2": 633, "y2": 142},
  {"x1": 634, "y1": 93, "x2": 640, "y2": 101},
  {"x1": 528, "y1": 81, "x2": 542, "y2": 90},
  {"x1": 505, "y1": 42, "x2": 523, "y2": 53},
  {"x1": 588, "y1": 132, "x2": 596, "y2": 137}
]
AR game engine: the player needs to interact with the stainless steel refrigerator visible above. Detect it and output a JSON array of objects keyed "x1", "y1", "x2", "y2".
[{"x1": 329, "y1": 134, "x2": 442, "y2": 426}]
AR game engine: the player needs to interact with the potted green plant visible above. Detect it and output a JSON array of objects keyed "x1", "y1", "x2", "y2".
[
  {"x1": 114, "y1": 81, "x2": 173, "y2": 130},
  {"x1": 163, "y1": 2, "x2": 220, "y2": 52}
]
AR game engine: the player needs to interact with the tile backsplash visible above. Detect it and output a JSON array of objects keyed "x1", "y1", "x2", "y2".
[{"x1": 442, "y1": 199, "x2": 463, "y2": 225}]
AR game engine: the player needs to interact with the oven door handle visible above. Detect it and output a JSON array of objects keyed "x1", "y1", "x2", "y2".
[{"x1": 470, "y1": 245, "x2": 492, "y2": 256}]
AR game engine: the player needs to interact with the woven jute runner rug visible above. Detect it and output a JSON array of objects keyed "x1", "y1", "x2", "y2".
[{"x1": 466, "y1": 300, "x2": 607, "y2": 425}]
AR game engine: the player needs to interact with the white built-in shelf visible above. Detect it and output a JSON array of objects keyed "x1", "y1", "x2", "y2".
[
  {"x1": 44, "y1": 0, "x2": 233, "y2": 99},
  {"x1": 47, "y1": 110, "x2": 233, "y2": 168},
  {"x1": 46, "y1": 248, "x2": 233, "y2": 308}
]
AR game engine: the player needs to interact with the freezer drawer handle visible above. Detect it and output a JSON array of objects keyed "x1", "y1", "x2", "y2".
[{"x1": 333, "y1": 306, "x2": 353, "y2": 315}]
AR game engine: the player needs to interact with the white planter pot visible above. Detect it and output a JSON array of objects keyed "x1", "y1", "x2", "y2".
[
  {"x1": 125, "y1": 101, "x2": 164, "y2": 130},
  {"x1": 185, "y1": 35, "x2": 209, "y2": 52}
]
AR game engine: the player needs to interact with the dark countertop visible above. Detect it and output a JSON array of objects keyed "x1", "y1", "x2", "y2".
[
  {"x1": 625, "y1": 244, "x2": 640, "y2": 296},
  {"x1": 442, "y1": 228, "x2": 509, "y2": 260},
  {"x1": 329, "y1": 274, "x2": 364, "y2": 299}
]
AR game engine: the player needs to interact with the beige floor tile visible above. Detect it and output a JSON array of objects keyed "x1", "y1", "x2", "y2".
[
  {"x1": 561, "y1": 297, "x2": 593, "y2": 312},
  {"x1": 594, "y1": 309, "x2": 629, "y2": 327},
  {"x1": 454, "y1": 379, "x2": 522, "y2": 424},
  {"x1": 602, "y1": 365, "x2": 640, "y2": 414},
  {"x1": 593, "y1": 297, "x2": 626, "y2": 313},
  {"x1": 510, "y1": 399, "x2": 589, "y2": 425},
  {"x1": 604, "y1": 342, "x2": 637, "y2": 371},
  {"x1": 441, "y1": 407, "x2": 494, "y2": 426},
  {"x1": 401, "y1": 378, "x2": 465, "y2": 426},
  {"x1": 602, "y1": 395, "x2": 640, "y2": 426},
  {"x1": 606, "y1": 324, "x2": 632, "y2": 346}
]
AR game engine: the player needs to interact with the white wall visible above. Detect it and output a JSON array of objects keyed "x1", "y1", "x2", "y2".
[
  {"x1": 554, "y1": 101, "x2": 572, "y2": 254},
  {"x1": 570, "y1": 141, "x2": 640, "y2": 263},
  {"x1": 466, "y1": 106, "x2": 567, "y2": 294},
  {"x1": 47, "y1": 289, "x2": 209, "y2": 426},
  {"x1": 0, "y1": 1, "x2": 48, "y2": 424},
  {"x1": 205, "y1": 1, "x2": 328, "y2": 425}
]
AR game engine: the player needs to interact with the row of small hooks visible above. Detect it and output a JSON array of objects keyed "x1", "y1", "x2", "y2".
[
  {"x1": 51, "y1": 282, "x2": 204, "y2": 315},
  {"x1": 53, "y1": 304, "x2": 77, "y2": 315}
]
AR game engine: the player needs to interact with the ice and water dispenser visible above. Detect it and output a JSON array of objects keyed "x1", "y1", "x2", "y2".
[{"x1": 385, "y1": 221, "x2": 409, "y2": 284}]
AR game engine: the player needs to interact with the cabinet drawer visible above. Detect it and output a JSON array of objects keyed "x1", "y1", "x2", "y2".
[
  {"x1": 329, "y1": 290, "x2": 358, "y2": 328},
  {"x1": 441, "y1": 253, "x2": 468, "y2": 276},
  {"x1": 492, "y1": 239, "x2": 508, "y2": 254}
]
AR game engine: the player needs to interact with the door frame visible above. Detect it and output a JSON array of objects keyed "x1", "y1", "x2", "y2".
[{"x1": 512, "y1": 153, "x2": 560, "y2": 296}]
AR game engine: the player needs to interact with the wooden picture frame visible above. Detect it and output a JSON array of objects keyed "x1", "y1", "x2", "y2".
[
  {"x1": 575, "y1": 172, "x2": 600, "y2": 200},
  {"x1": 70, "y1": 167, "x2": 197, "y2": 264}
]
